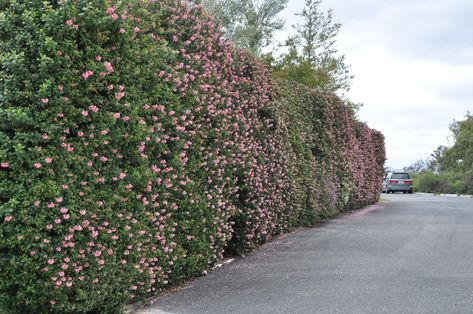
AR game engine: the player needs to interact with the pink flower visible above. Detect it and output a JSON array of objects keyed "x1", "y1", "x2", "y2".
[
  {"x1": 60, "y1": 207, "x2": 68, "y2": 214},
  {"x1": 4, "y1": 216, "x2": 13, "y2": 222},
  {"x1": 119, "y1": 28, "x2": 125, "y2": 34},
  {"x1": 34, "y1": 163, "x2": 42, "y2": 169},
  {"x1": 41, "y1": 98, "x2": 49, "y2": 104},
  {"x1": 111, "y1": 13, "x2": 118, "y2": 20},
  {"x1": 82, "y1": 70, "x2": 93, "y2": 80},
  {"x1": 115, "y1": 92, "x2": 125, "y2": 100},
  {"x1": 94, "y1": 251, "x2": 102, "y2": 257},
  {"x1": 81, "y1": 110, "x2": 89, "y2": 117},
  {"x1": 47, "y1": 259, "x2": 55, "y2": 265},
  {"x1": 134, "y1": 26, "x2": 140, "y2": 33},
  {"x1": 0, "y1": 162, "x2": 8, "y2": 168},
  {"x1": 66, "y1": 20, "x2": 73, "y2": 27},
  {"x1": 57, "y1": 85, "x2": 63, "y2": 91},
  {"x1": 96, "y1": 55, "x2": 102, "y2": 61},
  {"x1": 106, "y1": 6, "x2": 115, "y2": 14},
  {"x1": 103, "y1": 62, "x2": 114, "y2": 73},
  {"x1": 50, "y1": 300, "x2": 56, "y2": 305},
  {"x1": 45, "y1": 158, "x2": 53, "y2": 164}
]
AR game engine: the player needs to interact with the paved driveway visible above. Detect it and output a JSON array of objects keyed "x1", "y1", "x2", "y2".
[{"x1": 135, "y1": 193, "x2": 473, "y2": 314}]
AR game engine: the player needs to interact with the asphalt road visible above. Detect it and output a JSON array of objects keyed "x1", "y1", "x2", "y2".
[{"x1": 135, "y1": 193, "x2": 473, "y2": 314}]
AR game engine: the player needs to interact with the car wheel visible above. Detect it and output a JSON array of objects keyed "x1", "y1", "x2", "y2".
[
  {"x1": 408, "y1": 190, "x2": 413, "y2": 194},
  {"x1": 403, "y1": 191, "x2": 407, "y2": 194}
]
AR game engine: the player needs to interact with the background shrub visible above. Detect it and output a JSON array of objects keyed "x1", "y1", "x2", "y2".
[
  {"x1": 0, "y1": 1, "x2": 385, "y2": 313},
  {"x1": 414, "y1": 171, "x2": 473, "y2": 195}
]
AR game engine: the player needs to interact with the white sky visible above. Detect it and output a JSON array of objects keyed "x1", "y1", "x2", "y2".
[{"x1": 274, "y1": 0, "x2": 473, "y2": 169}]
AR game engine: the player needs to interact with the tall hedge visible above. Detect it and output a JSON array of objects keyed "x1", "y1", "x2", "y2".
[{"x1": 0, "y1": 1, "x2": 385, "y2": 313}]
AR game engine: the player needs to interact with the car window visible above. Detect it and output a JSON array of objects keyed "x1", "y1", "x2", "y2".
[{"x1": 391, "y1": 173, "x2": 410, "y2": 179}]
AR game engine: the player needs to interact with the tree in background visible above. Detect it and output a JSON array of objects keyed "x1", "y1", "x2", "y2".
[
  {"x1": 194, "y1": 0, "x2": 352, "y2": 93},
  {"x1": 409, "y1": 113, "x2": 473, "y2": 194},
  {"x1": 429, "y1": 145, "x2": 449, "y2": 172},
  {"x1": 404, "y1": 158, "x2": 435, "y2": 174},
  {"x1": 191, "y1": 0, "x2": 288, "y2": 55},
  {"x1": 440, "y1": 113, "x2": 473, "y2": 172},
  {"x1": 274, "y1": 0, "x2": 352, "y2": 93}
]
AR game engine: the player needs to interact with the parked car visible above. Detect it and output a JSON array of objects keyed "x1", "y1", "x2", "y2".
[{"x1": 382, "y1": 171, "x2": 413, "y2": 194}]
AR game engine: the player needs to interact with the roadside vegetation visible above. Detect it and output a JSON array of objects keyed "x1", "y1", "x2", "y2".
[
  {"x1": 406, "y1": 113, "x2": 473, "y2": 195},
  {"x1": 0, "y1": 0, "x2": 384, "y2": 313},
  {"x1": 192, "y1": 0, "x2": 353, "y2": 94}
]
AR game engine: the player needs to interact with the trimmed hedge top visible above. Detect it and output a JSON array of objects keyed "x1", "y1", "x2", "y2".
[{"x1": 0, "y1": 1, "x2": 385, "y2": 313}]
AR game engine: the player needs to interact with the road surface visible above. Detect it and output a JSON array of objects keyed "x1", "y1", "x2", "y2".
[{"x1": 135, "y1": 193, "x2": 473, "y2": 314}]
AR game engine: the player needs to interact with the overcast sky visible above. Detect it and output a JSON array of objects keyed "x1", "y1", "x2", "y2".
[{"x1": 275, "y1": 0, "x2": 473, "y2": 169}]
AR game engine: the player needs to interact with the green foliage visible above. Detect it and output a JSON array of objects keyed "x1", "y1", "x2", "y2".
[
  {"x1": 441, "y1": 113, "x2": 473, "y2": 172},
  {"x1": 274, "y1": 0, "x2": 352, "y2": 93},
  {"x1": 414, "y1": 170, "x2": 473, "y2": 195},
  {"x1": 413, "y1": 113, "x2": 473, "y2": 195},
  {"x1": 413, "y1": 172, "x2": 448, "y2": 194}
]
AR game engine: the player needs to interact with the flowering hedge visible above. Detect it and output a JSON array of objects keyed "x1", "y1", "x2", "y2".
[{"x1": 0, "y1": 1, "x2": 385, "y2": 313}]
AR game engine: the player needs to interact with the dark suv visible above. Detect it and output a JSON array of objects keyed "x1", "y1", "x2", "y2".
[{"x1": 382, "y1": 171, "x2": 413, "y2": 194}]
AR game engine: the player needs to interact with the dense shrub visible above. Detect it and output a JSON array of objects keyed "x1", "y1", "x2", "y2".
[
  {"x1": 414, "y1": 171, "x2": 473, "y2": 195},
  {"x1": 0, "y1": 1, "x2": 385, "y2": 313}
]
